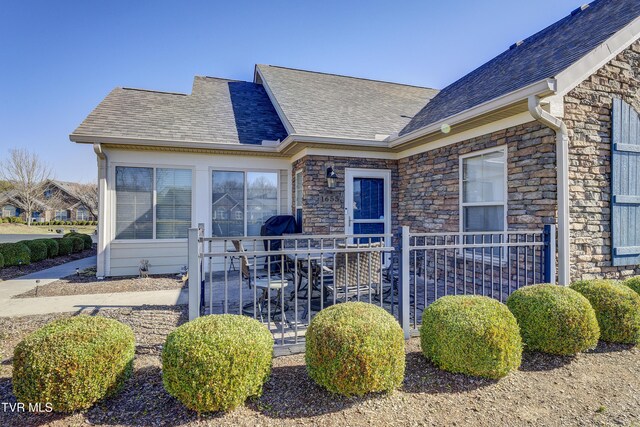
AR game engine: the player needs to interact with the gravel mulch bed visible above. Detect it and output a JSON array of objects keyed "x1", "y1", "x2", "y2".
[
  {"x1": 0, "y1": 247, "x2": 97, "y2": 282},
  {"x1": 1, "y1": 306, "x2": 640, "y2": 426},
  {"x1": 13, "y1": 270, "x2": 186, "y2": 299}
]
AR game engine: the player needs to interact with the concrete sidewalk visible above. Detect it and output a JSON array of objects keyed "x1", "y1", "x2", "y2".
[{"x1": 0, "y1": 256, "x2": 187, "y2": 317}]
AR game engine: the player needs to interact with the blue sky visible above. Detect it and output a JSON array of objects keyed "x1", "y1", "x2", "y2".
[{"x1": 0, "y1": 0, "x2": 581, "y2": 182}]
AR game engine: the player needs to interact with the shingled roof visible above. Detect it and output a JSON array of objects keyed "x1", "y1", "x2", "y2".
[
  {"x1": 256, "y1": 65, "x2": 438, "y2": 140},
  {"x1": 401, "y1": 0, "x2": 640, "y2": 136},
  {"x1": 71, "y1": 76, "x2": 288, "y2": 145}
]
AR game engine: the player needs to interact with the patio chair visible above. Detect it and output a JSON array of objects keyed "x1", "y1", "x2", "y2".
[
  {"x1": 233, "y1": 240, "x2": 290, "y2": 323},
  {"x1": 327, "y1": 242, "x2": 383, "y2": 303}
]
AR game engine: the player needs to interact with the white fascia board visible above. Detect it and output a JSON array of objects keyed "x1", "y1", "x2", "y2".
[
  {"x1": 253, "y1": 65, "x2": 296, "y2": 135},
  {"x1": 277, "y1": 134, "x2": 388, "y2": 153},
  {"x1": 554, "y1": 15, "x2": 640, "y2": 97},
  {"x1": 69, "y1": 134, "x2": 281, "y2": 154},
  {"x1": 388, "y1": 78, "x2": 557, "y2": 149}
]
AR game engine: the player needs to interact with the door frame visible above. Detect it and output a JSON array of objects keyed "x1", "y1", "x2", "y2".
[{"x1": 344, "y1": 168, "x2": 392, "y2": 249}]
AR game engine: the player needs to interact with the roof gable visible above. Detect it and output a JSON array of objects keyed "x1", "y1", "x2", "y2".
[
  {"x1": 256, "y1": 65, "x2": 438, "y2": 140},
  {"x1": 401, "y1": 0, "x2": 640, "y2": 136},
  {"x1": 72, "y1": 76, "x2": 288, "y2": 146}
]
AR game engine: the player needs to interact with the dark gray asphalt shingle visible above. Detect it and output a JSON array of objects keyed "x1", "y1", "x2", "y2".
[
  {"x1": 401, "y1": 0, "x2": 640, "y2": 136},
  {"x1": 72, "y1": 76, "x2": 288, "y2": 145},
  {"x1": 256, "y1": 65, "x2": 438, "y2": 139}
]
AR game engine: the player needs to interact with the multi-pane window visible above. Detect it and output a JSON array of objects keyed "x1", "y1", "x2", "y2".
[
  {"x1": 461, "y1": 148, "x2": 506, "y2": 232},
  {"x1": 295, "y1": 170, "x2": 303, "y2": 232},
  {"x1": 212, "y1": 170, "x2": 278, "y2": 237},
  {"x1": 115, "y1": 166, "x2": 192, "y2": 240},
  {"x1": 55, "y1": 210, "x2": 69, "y2": 221},
  {"x1": 76, "y1": 207, "x2": 89, "y2": 221},
  {"x1": 156, "y1": 168, "x2": 192, "y2": 239}
]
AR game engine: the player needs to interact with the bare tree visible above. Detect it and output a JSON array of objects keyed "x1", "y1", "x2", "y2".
[
  {"x1": 70, "y1": 182, "x2": 98, "y2": 220},
  {"x1": 0, "y1": 148, "x2": 51, "y2": 226}
]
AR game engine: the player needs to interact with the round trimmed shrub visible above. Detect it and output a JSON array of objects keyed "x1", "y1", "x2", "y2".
[
  {"x1": 306, "y1": 302, "x2": 405, "y2": 396},
  {"x1": 21, "y1": 240, "x2": 48, "y2": 263},
  {"x1": 13, "y1": 316, "x2": 135, "y2": 412},
  {"x1": 570, "y1": 279, "x2": 640, "y2": 344},
  {"x1": 64, "y1": 232, "x2": 93, "y2": 250},
  {"x1": 56, "y1": 238, "x2": 73, "y2": 256},
  {"x1": 67, "y1": 236, "x2": 84, "y2": 253},
  {"x1": 162, "y1": 314, "x2": 273, "y2": 413},
  {"x1": 421, "y1": 295, "x2": 522, "y2": 379},
  {"x1": 0, "y1": 242, "x2": 31, "y2": 266},
  {"x1": 623, "y1": 276, "x2": 640, "y2": 296},
  {"x1": 506, "y1": 284, "x2": 599, "y2": 355},
  {"x1": 34, "y1": 238, "x2": 59, "y2": 258}
]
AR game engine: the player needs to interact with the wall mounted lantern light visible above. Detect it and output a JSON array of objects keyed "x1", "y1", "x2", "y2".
[{"x1": 326, "y1": 166, "x2": 338, "y2": 189}]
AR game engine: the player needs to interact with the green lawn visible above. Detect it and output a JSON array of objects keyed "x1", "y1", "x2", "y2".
[{"x1": 0, "y1": 223, "x2": 97, "y2": 235}]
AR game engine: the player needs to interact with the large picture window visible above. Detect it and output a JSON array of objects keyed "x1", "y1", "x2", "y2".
[
  {"x1": 115, "y1": 166, "x2": 192, "y2": 240},
  {"x1": 460, "y1": 147, "x2": 506, "y2": 233},
  {"x1": 212, "y1": 170, "x2": 278, "y2": 237}
]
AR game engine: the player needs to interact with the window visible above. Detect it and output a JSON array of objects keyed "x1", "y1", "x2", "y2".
[
  {"x1": 76, "y1": 207, "x2": 89, "y2": 221},
  {"x1": 115, "y1": 166, "x2": 192, "y2": 240},
  {"x1": 461, "y1": 147, "x2": 506, "y2": 233},
  {"x1": 212, "y1": 170, "x2": 278, "y2": 237},
  {"x1": 55, "y1": 210, "x2": 69, "y2": 221},
  {"x1": 156, "y1": 168, "x2": 192, "y2": 239},
  {"x1": 295, "y1": 170, "x2": 303, "y2": 232}
]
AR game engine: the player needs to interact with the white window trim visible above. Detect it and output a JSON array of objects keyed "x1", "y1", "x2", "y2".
[
  {"x1": 458, "y1": 146, "x2": 508, "y2": 263},
  {"x1": 295, "y1": 169, "x2": 303, "y2": 210},
  {"x1": 111, "y1": 163, "x2": 195, "y2": 242},
  {"x1": 209, "y1": 167, "x2": 281, "y2": 237}
]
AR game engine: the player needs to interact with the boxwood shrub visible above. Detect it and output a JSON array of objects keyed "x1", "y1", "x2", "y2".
[
  {"x1": 67, "y1": 236, "x2": 85, "y2": 253},
  {"x1": 306, "y1": 302, "x2": 405, "y2": 396},
  {"x1": 570, "y1": 279, "x2": 640, "y2": 344},
  {"x1": 20, "y1": 240, "x2": 48, "y2": 263},
  {"x1": 13, "y1": 315, "x2": 135, "y2": 412},
  {"x1": 421, "y1": 295, "x2": 522, "y2": 379},
  {"x1": 506, "y1": 284, "x2": 600, "y2": 355},
  {"x1": 56, "y1": 238, "x2": 73, "y2": 256},
  {"x1": 34, "y1": 238, "x2": 59, "y2": 258},
  {"x1": 64, "y1": 232, "x2": 92, "y2": 250},
  {"x1": 623, "y1": 276, "x2": 640, "y2": 296},
  {"x1": 162, "y1": 314, "x2": 273, "y2": 413},
  {"x1": 0, "y1": 242, "x2": 31, "y2": 267},
  {"x1": 0, "y1": 252, "x2": 4, "y2": 268}
]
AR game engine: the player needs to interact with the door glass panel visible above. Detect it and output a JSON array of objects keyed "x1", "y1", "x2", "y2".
[
  {"x1": 354, "y1": 222, "x2": 384, "y2": 243},
  {"x1": 353, "y1": 178, "x2": 384, "y2": 220},
  {"x1": 212, "y1": 171, "x2": 244, "y2": 237}
]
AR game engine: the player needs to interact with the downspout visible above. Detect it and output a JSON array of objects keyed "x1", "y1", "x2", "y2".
[
  {"x1": 93, "y1": 143, "x2": 108, "y2": 279},
  {"x1": 528, "y1": 96, "x2": 570, "y2": 285}
]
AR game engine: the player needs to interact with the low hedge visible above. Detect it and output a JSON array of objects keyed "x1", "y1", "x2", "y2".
[
  {"x1": 64, "y1": 232, "x2": 93, "y2": 250},
  {"x1": 13, "y1": 316, "x2": 135, "y2": 412},
  {"x1": 306, "y1": 302, "x2": 405, "y2": 396},
  {"x1": 57, "y1": 238, "x2": 73, "y2": 256},
  {"x1": 570, "y1": 279, "x2": 640, "y2": 344},
  {"x1": 20, "y1": 240, "x2": 48, "y2": 263},
  {"x1": 421, "y1": 295, "x2": 522, "y2": 379},
  {"x1": 66, "y1": 236, "x2": 85, "y2": 253},
  {"x1": 0, "y1": 242, "x2": 31, "y2": 267},
  {"x1": 34, "y1": 238, "x2": 59, "y2": 258},
  {"x1": 506, "y1": 284, "x2": 600, "y2": 355},
  {"x1": 0, "y1": 252, "x2": 4, "y2": 268},
  {"x1": 162, "y1": 314, "x2": 273, "y2": 413}
]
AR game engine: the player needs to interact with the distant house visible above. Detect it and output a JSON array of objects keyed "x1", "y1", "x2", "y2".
[
  {"x1": 71, "y1": 0, "x2": 640, "y2": 283},
  {"x1": 0, "y1": 180, "x2": 97, "y2": 222}
]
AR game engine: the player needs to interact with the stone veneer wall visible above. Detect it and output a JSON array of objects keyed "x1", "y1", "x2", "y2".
[
  {"x1": 292, "y1": 156, "x2": 399, "y2": 235},
  {"x1": 396, "y1": 121, "x2": 557, "y2": 233},
  {"x1": 564, "y1": 40, "x2": 640, "y2": 281}
]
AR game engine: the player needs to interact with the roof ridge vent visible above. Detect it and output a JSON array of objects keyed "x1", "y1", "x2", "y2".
[
  {"x1": 571, "y1": 4, "x2": 590, "y2": 15},
  {"x1": 509, "y1": 40, "x2": 524, "y2": 50}
]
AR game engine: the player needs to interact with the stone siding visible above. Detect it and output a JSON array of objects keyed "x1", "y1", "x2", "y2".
[
  {"x1": 397, "y1": 121, "x2": 557, "y2": 233},
  {"x1": 564, "y1": 40, "x2": 640, "y2": 281},
  {"x1": 292, "y1": 156, "x2": 399, "y2": 235}
]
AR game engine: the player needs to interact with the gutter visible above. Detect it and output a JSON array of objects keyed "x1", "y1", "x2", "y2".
[
  {"x1": 388, "y1": 78, "x2": 557, "y2": 149},
  {"x1": 93, "y1": 143, "x2": 108, "y2": 279},
  {"x1": 527, "y1": 96, "x2": 570, "y2": 286}
]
